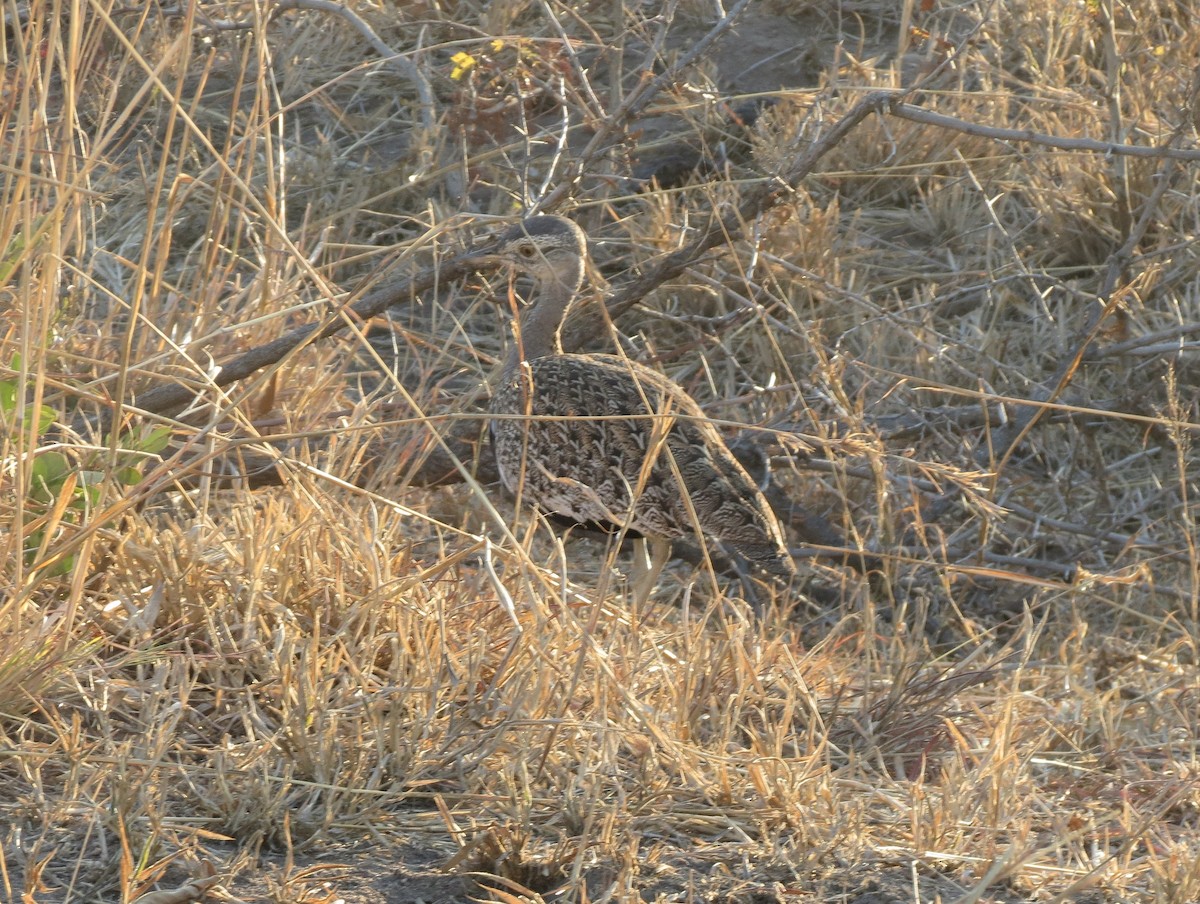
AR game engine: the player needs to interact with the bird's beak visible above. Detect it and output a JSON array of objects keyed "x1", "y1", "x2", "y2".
[
  {"x1": 461, "y1": 248, "x2": 504, "y2": 268},
  {"x1": 459, "y1": 248, "x2": 517, "y2": 307}
]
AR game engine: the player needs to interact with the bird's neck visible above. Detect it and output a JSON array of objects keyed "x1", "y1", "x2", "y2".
[{"x1": 503, "y1": 260, "x2": 585, "y2": 375}]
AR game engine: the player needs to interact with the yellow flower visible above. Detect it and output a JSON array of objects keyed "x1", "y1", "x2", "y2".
[{"x1": 450, "y1": 51, "x2": 477, "y2": 80}]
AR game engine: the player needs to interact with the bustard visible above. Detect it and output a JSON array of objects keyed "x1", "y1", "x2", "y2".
[{"x1": 476, "y1": 215, "x2": 795, "y2": 592}]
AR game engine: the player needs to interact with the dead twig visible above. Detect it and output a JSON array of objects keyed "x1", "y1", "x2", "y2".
[
  {"x1": 889, "y1": 102, "x2": 1200, "y2": 161},
  {"x1": 563, "y1": 89, "x2": 903, "y2": 350},
  {"x1": 177, "y1": 0, "x2": 437, "y2": 163},
  {"x1": 272, "y1": 0, "x2": 436, "y2": 147},
  {"x1": 802, "y1": 454, "x2": 1193, "y2": 566},
  {"x1": 1084, "y1": 322, "x2": 1200, "y2": 359},
  {"x1": 538, "y1": 0, "x2": 756, "y2": 212},
  {"x1": 985, "y1": 157, "x2": 1178, "y2": 478},
  {"x1": 75, "y1": 249, "x2": 481, "y2": 435}
]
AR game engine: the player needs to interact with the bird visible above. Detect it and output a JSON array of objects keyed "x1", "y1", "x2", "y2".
[{"x1": 473, "y1": 214, "x2": 795, "y2": 595}]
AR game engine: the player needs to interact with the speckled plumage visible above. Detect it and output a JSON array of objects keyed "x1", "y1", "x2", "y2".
[{"x1": 481, "y1": 215, "x2": 794, "y2": 579}]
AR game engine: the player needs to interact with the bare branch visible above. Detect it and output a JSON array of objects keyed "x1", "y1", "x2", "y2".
[
  {"x1": 563, "y1": 90, "x2": 901, "y2": 349},
  {"x1": 76, "y1": 251, "x2": 484, "y2": 435},
  {"x1": 272, "y1": 0, "x2": 437, "y2": 153},
  {"x1": 985, "y1": 158, "x2": 1179, "y2": 476},
  {"x1": 890, "y1": 102, "x2": 1200, "y2": 161},
  {"x1": 539, "y1": 0, "x2": 756, "y2": 212}
]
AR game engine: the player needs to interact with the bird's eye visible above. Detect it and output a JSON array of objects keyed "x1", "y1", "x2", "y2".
[{"x1": 517, "y1": 244, "x2": 536, "y2": 258}]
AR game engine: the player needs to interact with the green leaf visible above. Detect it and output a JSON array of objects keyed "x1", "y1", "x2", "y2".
[
  {"x1": 29, "y1": 550, "x2": 75, "y2": 577},
  {"x1": 48, "y1": 554, "x2": 75, "y2": 577},
  {"x1": 30, "y1": 403, "x2": 57, "y2": 433},
  {"x1": 115, "y1": 466, "x2": 143, "y2": 486},
  {"x1": 135, "y1": 425, "x2": 172, "y2": 455},
  {"x1": 22, "y1": 532, "x2": 73, "y2": 575},
  {"x1": 24, "y1": 530, "x2": 44, "y2": 558},
  {"x1": 0, "y1": 383, "x2": 58, "y2": 432},
  {"x1": 0, "y1": 231, "x2": 29, "y2": 287},
  {"x1": 31, "y1": 452, "x2": 73, "y2": 488},
  {"x1": 76, "y1": 473, "x2": 104, "y2": 506}
]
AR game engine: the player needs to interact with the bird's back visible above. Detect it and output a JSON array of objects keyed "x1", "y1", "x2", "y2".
[{"x1": 489, "y1": 353, "x2": 794, "y2": 577}]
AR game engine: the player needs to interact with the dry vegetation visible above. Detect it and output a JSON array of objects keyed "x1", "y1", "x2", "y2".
[{"x1": 3, "y1": 0, "x2": 1200, "y2": 901}]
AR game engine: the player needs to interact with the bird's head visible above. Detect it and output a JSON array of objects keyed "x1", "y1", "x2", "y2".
[{"x1": 472, "y1": 215, "x2": 588, "y2": 295}]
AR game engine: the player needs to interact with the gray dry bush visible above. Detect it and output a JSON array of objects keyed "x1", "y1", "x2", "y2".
[{"x1": 3, "y1": 0, "x2": 1200, "y2": 902}]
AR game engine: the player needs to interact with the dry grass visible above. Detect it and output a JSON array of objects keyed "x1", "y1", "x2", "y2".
[{"x1": 3, "y1": 0, "x2": 1200, "y2": 901}]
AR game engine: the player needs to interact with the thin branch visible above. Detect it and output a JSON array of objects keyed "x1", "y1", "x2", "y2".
[
  {"x1": 271, "y1": 0, "x2": 437, "y2": 156},
  {"x1": 890, "y1": 102, "x2": 1200, "y2": 161},
  {"x1": 176, "y1": 0, "x2": 437, "y2": 137},
  {"x1": 76, "y1": 251, "x2": 481, "y2": 434},
  {"x1": 802, "y1": 454, "x2": 1194, "y2": 566},
  {"x1": 538, "y1": 0, "x2": 756, "y2": 212},
  {"x1": 985, "y1": 158, "x2": 1178, "y2": 477},
  {"x1": 562, "y1": 89, "x2": 901, "y2": 350},
  {"x1": 1085, "y1": 322, "x2": 1200, "y2": 359}
]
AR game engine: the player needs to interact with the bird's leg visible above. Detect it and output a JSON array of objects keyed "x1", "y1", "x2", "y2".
[
  {"x1": 731, "y1": 556, "x2": 766, "y2": 615},
  {"x1": 630, "y1": 535, "x2": 672, "y2": 610}
]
